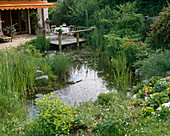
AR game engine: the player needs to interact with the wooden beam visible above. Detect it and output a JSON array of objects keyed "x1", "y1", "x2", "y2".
[
  {"x1": 76, "y1": 32, "x2": 79, "y2": 47},
  {"x1": 58, "y1": 32, "x2": 62, "y2": 51}
]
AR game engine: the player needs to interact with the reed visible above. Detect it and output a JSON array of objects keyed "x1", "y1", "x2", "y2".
[
  {"x1": 0, "y1": 48, "x2": 39, "y2": 135},
  {"x1": 111, "y1": 52, "x2": 132, "y2": 92}
]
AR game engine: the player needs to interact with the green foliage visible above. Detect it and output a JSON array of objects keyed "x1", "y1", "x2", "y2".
[
  {"x1": 136, "y1": 0, "x2": 168, "y2": 16},
  {"x1": 46, "y1": 55, "x2": 70, "y2": 77},
  {"x1": 49, "y1": 0, "x2": 76, "y2": 26},
  {"x1": 139, "y1": 50, "x2": 170, "y2": 79},
  {"x1": 72, "y1": 94, "x2": 130, "y2": 135},
  {"x1": 154, "y1": 77, "x2": 170, "y2": 92},
  {"x1": 146, "y1": 91, "x2": 169, "y2": 109},
  {"x1": 111, "y1": 53, "x2": 132, "y2": 91},
  {"x1": 149, "y1": 4, "x2": 170, "y2": 50},
  {"x1": 113, "y1": 13, "x2": 143, "y2": 37},
  {"x1": 0, "y1": 48, "x2": 38, "y2": 135},
  {"x1": 141, "y1": 18, "x2": 153, "y2": 41},
  {"x1": 155, "y1": 106, "x2": 170, "y2": 119},
  {"x1": 95, "y1": 92, "x2": 118, "y2": 105},
  {"x1": 120, "y1": 38, "x2": 146, "y2": 66},
  {"x1": 35, "y1": 93, "x2": 74, "y2": 135},
  {"x1": 142, "y1": 107, "x2": 154, "y2": 116},
  {"x1": 132, "y1": 76, "x2": 162, "y2": 95},
  {"x1": 68, "y1": 0, "x2": 99, "y2": 26},
  {"x1": 32, "y1": 34, "x2": 51, "y2": 51}
]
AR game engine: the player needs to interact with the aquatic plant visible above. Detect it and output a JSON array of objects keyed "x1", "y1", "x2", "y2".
[{"x1": 111, "y1": 53, "x2": 132, "y2": 92}]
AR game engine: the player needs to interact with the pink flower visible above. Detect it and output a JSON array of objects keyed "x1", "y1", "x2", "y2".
[
  {"x1": 126, "y1": 14, "x2": 128, "y2": 15},
  {"x1": 118, "y1": 17, "x2": 120, "y2": 20},
  {"x1": 122, "y1": 18, "x2": 123, "y2": 20},
  {"x1": 144, "y1": 91, "x2": 148, "y2": 96}
]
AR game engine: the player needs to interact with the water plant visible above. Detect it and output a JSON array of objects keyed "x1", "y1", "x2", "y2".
[{"x1": 111, "y1": 53, "x2": 132, "y2": 91}]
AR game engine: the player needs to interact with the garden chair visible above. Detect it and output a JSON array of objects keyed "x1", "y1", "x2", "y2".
[
  {"x1": 0, "y1": 29, "x2": 12, "y2": 42},
  {"x1": 67, "y1": 32, "x2": 74, "y2": 39}
]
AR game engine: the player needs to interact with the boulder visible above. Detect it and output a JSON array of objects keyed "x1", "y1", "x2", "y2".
[
  {"x1": 35, "y1": 75, "x2": 49, "y2": 86},
  {"x1": 157, "y1": 102, "x2": 170, "y2": 110}
]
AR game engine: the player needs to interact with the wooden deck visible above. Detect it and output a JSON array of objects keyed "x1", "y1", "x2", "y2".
[
  {"x1": 47, "y1": 27, "x2": 95, "y2": 51},
  {"x1": 50, "y1": 37, "x2": 86, "y2": 45}
]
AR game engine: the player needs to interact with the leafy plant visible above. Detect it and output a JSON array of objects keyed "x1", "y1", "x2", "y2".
[
  {"x1": 56, "y1": 28, "x2": 63, "y2": 33},
  {"x1": 154, "y1": 77, "x2": 170, "y2": 93},
  {"x1": 35, "y1": 93, "x2": 74, "y2": 135},
  {"x1": 139, "y1": 50, "x2": 170, "y2": 79},
  {"x1": 146, "y1": 92, "x2": 169, "y2": 109},
  {"x1": 95, "y1": 92, "x2": 118, "y2": 105},
  {"x1": 149, "y1": 4, "x2": 170, "y2": 50},
  {"x1": 46, "y1": 55, "x2": 70, "y2": 77},
  {"x1": 32, "y1": 34, "x2": 51, "y2": 51},
  {"x1": 142, "y1": 107, "x2": 154, "y2": 116},
  {"x1": 120, "y1": 38, "x2": 146, "y2": 67}
]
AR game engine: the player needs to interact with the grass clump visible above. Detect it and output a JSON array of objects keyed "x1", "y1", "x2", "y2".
[{"x1": 111, "y1": 53, "x2": 132, "y2": 91}]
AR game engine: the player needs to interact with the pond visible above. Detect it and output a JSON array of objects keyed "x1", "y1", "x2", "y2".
[{"x1": 27, "y1": 47, "x2": 120, "y2": 118}]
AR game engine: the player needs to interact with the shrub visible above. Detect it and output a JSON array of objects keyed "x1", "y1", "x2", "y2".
[
  {"x1": 154, "y1": 77, "x2": 170, "y2": 93},
  {"x1": 35, "y1": 93, "x2": 74, "y2": 135},
  {"x1": 95, "y1": 92, "x2": 118, "y2": 105},
  {"x1": 32, "y1": 34, "x2": 50, "y2": 51},
  {"x1": 138, "y1": 86, "x2": 154, "y2": 98},
  {"x1": 46, "y1": 55, "x2": 70, "y2": 77},
  {"x1": 120, "y1": 38, "x2": 146, "y2": 67},
  {"x1": 149, "y1": 4, "x2": 170, "y2": 50},
  {"x1": 142, "y1": 107, "x2": 154, "y2": 116},
  {"x1": 146, "y1": 92, "x2": 169, "y2": 109},
  {"x1": 139, "y1": 50, "x2": 170, "y2": 79},
  {"x1": 141, "y1": 17, "x2": 153, "y2": 41},
  {"x1": 113, "y1": 12, "x2": 143, "y2": 37}
]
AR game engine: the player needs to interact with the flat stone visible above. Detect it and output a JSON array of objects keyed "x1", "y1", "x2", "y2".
[
  {"x1": 35, "y1": 70, "x2": 43, "y2": 76},
  {"x1": 35, "y1": 75, "x2": 48, "y2": 80},
  {"x1": 142, "y1": 79, "x2": 149, "y2": 84},
  {"x1": 35, "y1": 94, "x2": 43, "y2": 98}
]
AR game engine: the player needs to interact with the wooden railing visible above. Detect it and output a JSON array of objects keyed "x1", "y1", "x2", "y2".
[{"x1": 56, "y1": 27, "x2": 95, "y2": 51}]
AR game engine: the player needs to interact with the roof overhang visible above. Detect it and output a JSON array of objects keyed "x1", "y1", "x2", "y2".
[{"x1": 0, "y1": 1, "x2": 55, "y2": 11}]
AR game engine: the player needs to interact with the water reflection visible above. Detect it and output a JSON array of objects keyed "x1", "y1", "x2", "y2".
[{"x1": 28, "y1": 64, "x2": 109, "y2": 118}]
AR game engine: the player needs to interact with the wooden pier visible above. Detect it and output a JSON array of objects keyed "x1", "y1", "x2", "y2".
[{"x1": 46, "y1": 27, "x2": 95, "y2": 51}]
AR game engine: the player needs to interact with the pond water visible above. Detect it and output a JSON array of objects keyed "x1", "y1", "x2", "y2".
[{"x1": 27, "y1": 48, "x2": 117, "y2": 118}]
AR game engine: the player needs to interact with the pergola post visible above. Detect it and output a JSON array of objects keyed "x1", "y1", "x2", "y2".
[{"x1": 28, "y1": 9, "x2": 31, "y2": 34}]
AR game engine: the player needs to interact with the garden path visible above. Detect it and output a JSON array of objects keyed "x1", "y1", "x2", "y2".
[{"x1": 0, "y1": 35, "x2": 36, "y2": 50}]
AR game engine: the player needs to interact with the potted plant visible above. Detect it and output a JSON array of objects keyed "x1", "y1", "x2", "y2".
[
  {"x1": 3, "y1": 25, "x2": 16, "y2": 38},
  {"x1": 56, "y1": 29, "x2": 63, "y2": 34}
]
